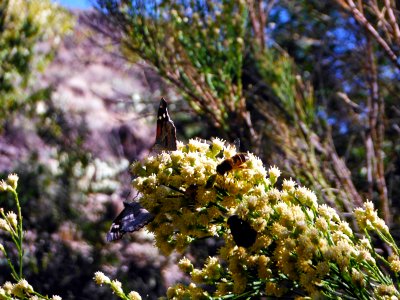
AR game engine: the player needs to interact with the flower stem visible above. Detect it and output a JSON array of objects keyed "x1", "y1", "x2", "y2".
[{"x1": 11, "y1": 189, "x2": 23, "y2": 279}]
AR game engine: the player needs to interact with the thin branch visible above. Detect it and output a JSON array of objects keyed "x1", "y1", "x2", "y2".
[{"x1": 336, "y1": 0, "x2": 400, "y2": 70}]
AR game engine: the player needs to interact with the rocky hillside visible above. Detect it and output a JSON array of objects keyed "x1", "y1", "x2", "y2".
[
  {"x1": 0, "y1": 9, "x2": 183, "y2": 299},
  {"x1": 1, "y1": 9, "x2": 177, "y2": 172}
]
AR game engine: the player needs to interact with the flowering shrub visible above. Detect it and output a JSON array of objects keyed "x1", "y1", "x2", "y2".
[
  {"x1": 95, "y1": 138, "x2": 400, "y2": 299},
  {"x1": 0, "y1": 174, "x2": 61, "y2": 299},
  {"x1": 0, "y1": 0, "x2": 73, "y2": 119}
]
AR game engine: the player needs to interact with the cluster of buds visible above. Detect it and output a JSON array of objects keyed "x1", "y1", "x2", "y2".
[
  {"x1": 94, "y1": 272, "x2": 141, "y2": 300},
  {"x1": 0, "y1": 279, "x2": 60, "y2": 299},
  {"x1": 126, "y1": 139, "x2": 400, "y2": 299},
  {"x1": 0, "y1": 173, "x2": 18, "y2": 192}
]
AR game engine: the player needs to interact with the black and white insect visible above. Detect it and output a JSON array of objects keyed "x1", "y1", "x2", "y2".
[{"x1": 106, "y1": 202, "x2": 154, "y2": 242}]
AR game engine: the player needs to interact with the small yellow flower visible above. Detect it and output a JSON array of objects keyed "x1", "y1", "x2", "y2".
[
  {"x1": 338, "y1": 221, "x2": 353, "y2": 237},
  {"x1": 268, "y1": 166, "x2": 281, "y2": 184},
  {"x1": 282, "y1": 178, "x2": 296, "y2": 191},
  {"x1": 187, "y1": 138, "x2": 210, "y2": 153},
  {"x1": 222, "y1": 142, "x2": 237, "y2": 158},
  {"x1": 19, "y1": 279, "x2": 34, "y2": 293},
  {"x1": 232, "y1": 271, "x2": 247, "y2": 294},
  {"x1": 178, "y1": 257, "x2": 193, "y2": 273},
  {"x1": 295, "y1": 186, "x2": 318, "y2": 208},
  {"x1": 257, "y1": 255, "x2": 271, "y2": 279},
  {"x1": 208, "y1": 224, "x2": 220, "y2": 237},
  {"x1": 374, "y1": 217, "x2": 389, "y2": 234},
  {"x1": 359, "y1": 237, "x2": 372, "y2": 249},
  {"x1": 93, "y1": 271, "x2": 110, "y2": 285},
  {"x1": 167, "y1": 284, "x2": 186, "y2": 298},
  {"x1": 110, "y1": 280, "x2": 123, "y2": 295},
  {"x1": 315, "y1": 261, "x2": 329, "y2": 277},
  {"x1": 166, "y1": 286, "x2": 176, "y2": 298},
  {"x1": 355, "y1": 248, "x2": 375, "y2": 264},
  {"x1": 0, "y1": 180, "x2": 8, "y2": 192},
  {"x1": 267, "y1": 188, "x2": 280, "y2": 204},
  {"x1": 204, "y1": 257, "x2": 221, "y2": 280},
  {"x1": 318, "y1": 204, "x2": 340, "y2": 222},
  {"x1": 355, "y1": 201, "x2": 390, "y2": 234},
  {"x1": 351, "y1": 268, "x2": 365, "y2": 288},
  {"x1": 315, "y1": 216, "x2": 328, "y2": 231},
  {"x1": 375, "y1": 284, "x2": 399, "y2": 297},
  {"x1": 265, "y1": 281, "x2": 286, "y2": 297},
  {"x1": 389, "y1": 254, "x2": 400, "y2": 273},
  {"x1": 253, "y1": 217, "x2": 267, "y2": 232},
  {"x1": 0, "y1": 219, "x2": 11, "y2": 233},
  {"x1": 191, "y1": 269, "x2": 204, "y2": 283},
  {"x1": 6, "y1": 212, "x2": 17, "y2": 230},
  {"x1": 175, "y1": 233, "x2": 191, "y2": 253},
  {"x1": 6, "y1": 173, "x2": 19, "y2": 190},
  {"x1": 354, "y1": 207, "x2": 367, "y2": 230},
  {"x1": 2, "y1": 281, "x2": 13, "y2": 293},
  {"x1": 12, "y1": 279, "x2": 33, "y2": 297},
  {"x1": 210, "y1": 137, "x2": 225, "y2": 154},
  {"x1": 127, "y1": 291, "x2": 142, "y2": 300}
]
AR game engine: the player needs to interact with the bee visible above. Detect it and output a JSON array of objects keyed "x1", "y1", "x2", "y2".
[{"x1": 216, "y1": 153, "x2": 248, "y2": 175}]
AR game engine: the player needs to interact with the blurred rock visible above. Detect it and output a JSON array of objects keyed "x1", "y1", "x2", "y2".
[{"x1": 0, "y1": 9, "x2": 180, "y2": 299}]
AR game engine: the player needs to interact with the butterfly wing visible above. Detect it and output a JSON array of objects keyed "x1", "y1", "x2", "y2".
[
  {"x1": 107, "y1": 99, "x2": 177, "y2": 242},
  {"x1": 106, "y1": 202, "x2": 154, "y2": 242},
  {"x1": 153, "y1": 98, "x2": 177, "y2": 151},
  {"x1": 227, "y1": 215, "x2": 257, "y2": 248}
]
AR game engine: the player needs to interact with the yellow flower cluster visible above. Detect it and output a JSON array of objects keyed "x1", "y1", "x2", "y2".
[
  {"x1": 1, "y1": 280, "x2": 33, "y2": 298},
  {"x1": 127, "y1": 139, "x2": 399, "y2": 299},
  {"x1": 0, "y1": 174, "x2": 20, "y2": 236},
  {"x1": 132, "y1": 138, "x2": 267, "y2": 255},
  {"x1": 0, "y1": 279, "x2": 61, "y2": 299},
  {"x1": 0, "y1": 173, "x2": 19, "y2": 193},
  {"x1": 93, "y1": 272, "x2": 142, "y2": 300}
]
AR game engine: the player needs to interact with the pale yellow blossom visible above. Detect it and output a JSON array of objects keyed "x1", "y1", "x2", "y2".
[
  {"x1": 6, "y1": 173, "x2": 19, "y2": 190},
  {"x1": 127, "y1": 291, "x2": 142, "y2": 300},
  {"x1": 93, "y1": 271, "x2": 110, "y2": 285}
]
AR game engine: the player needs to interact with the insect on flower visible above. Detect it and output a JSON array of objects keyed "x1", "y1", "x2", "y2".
[
  {"x1": 153, "y1": 97, "x2": 177, "y2": 151},
  {"x1": 107, "y1": 98, "x2": 178, "y2": 242},
  {"x1": 107, "y1": 202, "x2": 154, "y2": 242},
  {"x1": 227, "y1": 215, "x2": 257, "y2": 248},
  {"x1": 216, "y1": 153, "x2": 248, "y2": 176}
]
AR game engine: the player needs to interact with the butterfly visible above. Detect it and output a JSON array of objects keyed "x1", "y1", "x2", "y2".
[
  {"x1": 227, "y1": 215, "x2": 257, "y2": 248},
  {"x1": 153, "y1": 97, "x2": 177, "y2": 151},
  {"x1": 106, "y1": 202, "x2": 154, "y2": 242},
  {"x1": 107, "y1": 98, "x2": 177, "y2": 242}
]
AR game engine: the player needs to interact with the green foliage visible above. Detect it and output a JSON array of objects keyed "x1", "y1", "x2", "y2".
[
  {"x1": 0, "y1": 146, "x2": 130, "y2": 299},
  {"x1": 0, "y1": 0, "x2": 73, "y2": 120},
  {"x1": 100, "y1": 0, "x2": 250, "y2": 138},
  {"x1": 0, "y1": 174, "x2": 62, "y2": 299},
  {"x1": 97, "y1": 0, "x2": 400, "y2": 228}
]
